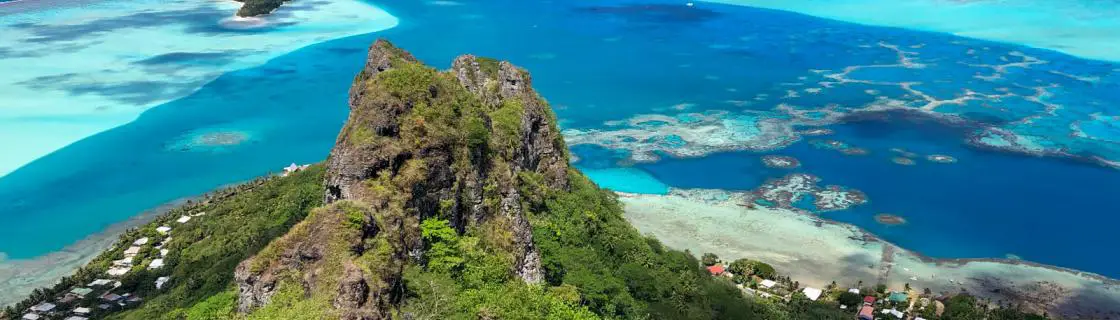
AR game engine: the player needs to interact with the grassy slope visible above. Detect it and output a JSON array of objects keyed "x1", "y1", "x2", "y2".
[{"x1": 106, "y1": 166, "x2": 325, "y2": 320}]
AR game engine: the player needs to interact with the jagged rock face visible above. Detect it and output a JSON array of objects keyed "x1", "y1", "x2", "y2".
[{"x1": 237, "y1": 39, "x2": 571, "y2": 318}]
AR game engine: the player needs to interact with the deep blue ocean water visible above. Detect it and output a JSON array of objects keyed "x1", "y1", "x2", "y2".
[{"x1": 2, "y1": 0, "x2": 1119, "y2": 278}]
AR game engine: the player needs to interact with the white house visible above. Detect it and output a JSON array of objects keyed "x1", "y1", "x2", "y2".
[
  {"x1": 156, "y1": 276, "x2": 171, "y2": 289},
  {"x1": 802, "y1": 287, "x2": 823, "y2": 301},
  {"x1": 759, "y1": 279, "x2": 777, "y2": 288},
  {"x1": 21, "y1": 313, "x2": 39, "y2": 320},
  {"x1": 156, "y1": 226, "x2": 172, "y2": 234},
  {"x1": 73, "y1": 307, "x2": 91, "y2": 315},
  {"x1": 64, "y1": 316, "x2": 89, "y2": 320},
  {"x1": 107, "y1": 267, "x2": 129, "y2": 276},
  {"x1": 848, "y1": 288, "x2": 860, "y2": 294},
  {"x1": 882, "y1": 308, "x2": 904, "y2": 319},
  {"x1": 176, "y1": 216, "x2": 192, "y2": 224},
  {"x1": 88, "y1": 279, "x2": 112, "y2": 287},
  {"x1": 133, "y1": 237, "x2": 149, "y2": 246},
  {"x1": 149, "y1": 259, "x2": 165, "y2": 269}
]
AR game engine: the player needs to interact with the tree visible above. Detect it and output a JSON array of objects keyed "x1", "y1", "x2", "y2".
[
  {"x1": 875, "y1": 283, "x2": 888, "y2": 294},
  {"x1": 943, "y1": 294, "x2": 983, "y2": 320},
  {"x1": 728, "y1": 258, "x2": 753, "y2": 276},
  {"x1": 752, "y1": 261, "x2": 776, "y2": 279},
  {"x1": 837, "y1": 291, "x2": 862, "y2": 308},
  {"x1": 701, "y1": 253, "x2": 720, "y2": 266}
]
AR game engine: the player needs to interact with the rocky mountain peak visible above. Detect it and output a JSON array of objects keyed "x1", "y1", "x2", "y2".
[{"x1": 235, "y1": 39, "x2": 570, "y2": 319}]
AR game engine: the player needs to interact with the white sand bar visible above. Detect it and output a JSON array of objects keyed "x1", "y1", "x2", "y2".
[
  {"x1": 0, "y1": 0, "x2": 399, "y2": 177},
  {"x1": 620, "y1": 189, "x2": 1120, "y2": 318}
]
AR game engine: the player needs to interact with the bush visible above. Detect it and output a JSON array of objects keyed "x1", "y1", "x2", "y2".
[{"x1": 701, "y1": 253, "x2": 720, "y2": 266}]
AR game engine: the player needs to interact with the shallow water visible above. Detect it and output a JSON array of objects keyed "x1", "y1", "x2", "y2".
[{"x1": 2, "y1": 0, "x2": 1119, "y2": 284}]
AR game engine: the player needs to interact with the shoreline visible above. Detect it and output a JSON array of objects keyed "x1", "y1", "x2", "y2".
[
  {"x1": 618, "y1": 188, "x2": 1120, "y2": 318},
  {"x1": 0, "y1": 198, "x2": 185, "y2": 307}
]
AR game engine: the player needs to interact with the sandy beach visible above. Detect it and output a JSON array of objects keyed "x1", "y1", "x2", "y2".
[{"x1": 620, "y1": 189, "x2": 1120, "y2": 319}]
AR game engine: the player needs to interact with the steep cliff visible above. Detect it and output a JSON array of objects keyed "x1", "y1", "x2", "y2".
[{"x1": 235, "y1": 39, "x2": 571, "y2": 319}]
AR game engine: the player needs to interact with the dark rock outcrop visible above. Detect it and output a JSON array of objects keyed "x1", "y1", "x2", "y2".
[{"x1": 236, "y1": 39, "x2": 570, "y2": 318}]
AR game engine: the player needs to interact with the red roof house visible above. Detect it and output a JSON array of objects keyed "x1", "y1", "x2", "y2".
[
  {"x1": 706, "y1": 265, "x2": 726, "y2": 275},
  {"x1": 858, "y1": 305, "x2": 875, "y2": 320},
  {"x1": 863, "y1": 296, "x2": 877, "y2": 305}
]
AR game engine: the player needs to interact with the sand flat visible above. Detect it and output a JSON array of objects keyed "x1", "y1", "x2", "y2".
[
  {"x1": 620, "y1": 189, "x2": 1120, "y2": 318},
  {"x1": 0, "y1": 0, "x2": 399, "y2": 176}
]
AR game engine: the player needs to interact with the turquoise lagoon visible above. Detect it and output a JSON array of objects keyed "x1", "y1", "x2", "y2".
[{"x1": 1, "y1": 0, "x2": 1119, "y2": 297}]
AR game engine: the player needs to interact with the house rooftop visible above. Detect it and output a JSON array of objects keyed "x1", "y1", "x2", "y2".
[
  {"x1": 102, "y1": 293, "x2": 123, "y2": 302},
  {"x1": 176, "y1": 215, "x2": 191, "y2": 223},
  {"x1": 706, "y1": 265, "x2": 725, "y2": 275},
  {"x1": 759, "y1": 279, "x2": 777, "y2": 288},
  {"x1": 848, "y1": 288, "x2": 860, "y2": 294},
  {"x1": 30, "y1": 302, "x2": 56, "y2": 312},
  {"x1": 133, "y1": 237, "x2": 149, "y2": 246},
  {"x1": 149, "y1": 258, "x2": 165, "y2": 269},
  {"x1": 73, "y1": 307, "x2": 91, "y2": 314},
  {"x1": 69, "y1": 287, "x2": 94, "y2": 296},
  {"x1": 888, "y1": 291, "x2": 909, "y2": 302},
  {"x1": 107, "y1": 267, "x2": 129, "y2": 276},
  {"x1": 156, "y1": 226, "x2": 172, "y2": 234},
  {"x1": 87, "y1": 279, "x2": 112, "y2": 287},
  {"x1": 21, "y1": 313, "x2": 40, "y2": 320},
  {"x1": 156, "y1": 276, "x2": 171, "y2": 289},
  {"x1": 64, "y1": 317, "x2": 89, "y2": 320},
  {"x1": 802, "y1": 287, "x2": 823, "y2": 301}
]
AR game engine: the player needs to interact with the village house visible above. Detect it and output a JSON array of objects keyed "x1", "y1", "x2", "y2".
[
  {"x1": 176, "y1": 215, "x2": 192, "y2": 224},
  {"x1": 29, "y1": 302, "x2": 55, "y2": 313},
  {"x1": 881, "y1": 308, "x2": 904, "y2": 319},
  {"x1": 889, "y1": 291, "x2": 909, "y2": 303},
  {"x1": 706, "y1": 264, "x2": 726, "y2": 276},
  {"x1": 72, "y1": 307, "x2": 91, "y2": 315},
  {"x1": 87, "y1": 279, "x2": 113, "y2": 287},
  {"x1": 68, "y1": 287, "x2": 93, "y2": 298},
  {"x1": 156, "y1": 226, "x2": 172, "y2": 234},
  {"x1": 64, "y1": 316, "x2": 89, "y2": 320},
  {"x1": 148, "y1": 258, "x2": 165, "y2": 269},
  {"x1": 858, "y1": 305, "x2": 875, "y2": 320},
  {"x1": 801, "y1": 287, "x2": 822, "y2": 301},
  {"x1": 759, "y1": 279, "x2": 777, "y2": 289},
  {"x1": 21, "y1": 313, "x2": 40, "y2": 320}
]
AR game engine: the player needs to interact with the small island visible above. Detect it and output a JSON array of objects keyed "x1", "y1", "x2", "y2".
[
  {"x1": 235, "y1": 0, "x2": 289, "y2": 17},
  {"x1": 810, "y1": 139, "x2": 869, "y2": 156},
  {"x1": 889, "y1": 148, "x2": 918, "y2": 158},
  {"x1": 874, "y1": 213, "x2": 907, "y2": 225},
  {"x1": 761, "y1": 155, "x2": 801, "y2": 169},
  {"x1": 891, "y1": 157, "x2": 916, "y2": 166},
  {"x1": 926, "y1": 154, "x2": 958, "y2": 163}
]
